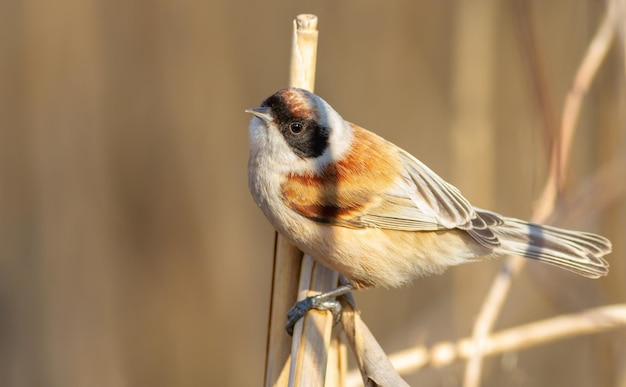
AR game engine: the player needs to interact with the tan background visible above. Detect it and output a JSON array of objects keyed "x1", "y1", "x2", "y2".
[{"x1": 1, "y1": 0, "x2": 625, "y2": 386}]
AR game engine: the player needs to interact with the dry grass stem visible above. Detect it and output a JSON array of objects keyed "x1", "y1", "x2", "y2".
[
  {"x1": 265, "y1": 236, "x2": 303, "y2": 387},
  {"x1": 289, "y1": 14, "x2": 318, "y2": 92},
  {"x1": 265, "y1": 14, "x2": 327, "y2": 387},
  {"x1": 288, "y1": 256, "x2": 339, "y2": 386},
  {"x1": 341, "y1": 298, "x2": 410, "y2": 387},
  {"x1": 346, "y1": 304, "x2": 626, "y2": 386},
  {"x1": 286, "y1": 15, "x2": 345, "y2": 387},
  {"x1": 324, "y1": 330, "x2": 348, "y2": 386},
  {"x1": 463, "y1": 3, "x2": 618, "y2": 386}
]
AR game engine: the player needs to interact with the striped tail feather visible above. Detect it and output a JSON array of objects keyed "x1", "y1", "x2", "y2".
[{"x1": 493, "y1": 217, "x2": 611, "y2": 278}]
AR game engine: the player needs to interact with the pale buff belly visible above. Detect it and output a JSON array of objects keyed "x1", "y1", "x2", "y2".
[{"x1": 275, "y1": 217, "x2": 493, "y2": 289}]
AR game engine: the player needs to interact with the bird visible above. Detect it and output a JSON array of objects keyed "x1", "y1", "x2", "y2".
[{"x1": 245, "y1": 87, "x2": 611, "y2": 330}]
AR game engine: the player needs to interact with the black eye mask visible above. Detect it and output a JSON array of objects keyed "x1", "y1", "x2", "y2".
[
  {"x1": 261, "y1": 93, "x2": 329, "y2": 159},
  {"x1": 278, "y1": 119, "x2": 329, "y2": 159}
]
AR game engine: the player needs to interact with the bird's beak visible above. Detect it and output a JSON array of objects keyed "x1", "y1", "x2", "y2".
[{"x1": 245, "y1": 106, "x2": 273, "y2": 123}]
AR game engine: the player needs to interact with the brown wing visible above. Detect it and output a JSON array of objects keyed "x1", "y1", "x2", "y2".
[
  {"x1": 280, "y1": 124, "x2": 402, "y2": 228},
  {"x1": 280, "y1": 123, "x2": 501, "y2": 248}
]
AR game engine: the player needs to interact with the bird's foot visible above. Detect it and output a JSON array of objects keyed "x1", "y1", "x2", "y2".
[{"x1": 285, "y1": 284, "x2": 353, "y2": 335}]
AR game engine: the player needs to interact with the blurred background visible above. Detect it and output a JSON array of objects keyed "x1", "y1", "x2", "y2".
[{"x1": 1, "y1": 0, "x2": 625, "y2": 386}]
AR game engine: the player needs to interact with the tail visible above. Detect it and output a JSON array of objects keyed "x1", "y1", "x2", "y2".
[{"x1": 490, "y1": 215, "x2": 611, "y2": 278}]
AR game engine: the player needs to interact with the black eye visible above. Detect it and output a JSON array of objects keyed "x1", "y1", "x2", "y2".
[{"x1": 289, "y1": 122, "x2": 304, "y2": 134}]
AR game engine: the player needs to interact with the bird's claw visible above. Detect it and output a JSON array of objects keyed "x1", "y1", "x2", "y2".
[
  {"x1": 284, "y1": 284, "x2": 353, "y2": 335},
  {"x1": 285, "y1": 294, "x2": 343, "y2": 336}
]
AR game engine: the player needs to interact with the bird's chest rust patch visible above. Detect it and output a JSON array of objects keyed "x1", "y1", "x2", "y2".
[{"x1": 280, "y1": 125, "x2": 401, "y2": 224}]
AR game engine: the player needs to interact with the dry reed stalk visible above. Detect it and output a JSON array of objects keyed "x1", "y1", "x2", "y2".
[
  {"x1": 289, "y1": 14, "x2": 318, "y2": 92},
  {"x1": 288, "y1": 256, "x2": 339, "y2": 386},
  {"x1": 265, "y1": 235, "x2": 303, "y2": 386},
  {"x1": 286, "y1": 14, "x2": 344, "y2": 386},
  {"x1": 324, "y1": 329, "x2": 347, "y2": 386},
  {"x1": 287, "y1": 15, "x2": 345, "y2": 385},
  {"x1": 463, "y1": 3, "x2": 619, "y2": 387},
  {"x1": 340, "y1": 299, "x2": 411, "y2": 387},
  {"x1": 264, "y1": 14, "x2": 344, "y2": 387},
  {"x1": 345, "y1": 303, "x2": 626, "y2": 386}
]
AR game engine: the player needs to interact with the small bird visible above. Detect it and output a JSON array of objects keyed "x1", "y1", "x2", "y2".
[{"x1": 246, "y1": 88, "x2": 611, "y2": 327}]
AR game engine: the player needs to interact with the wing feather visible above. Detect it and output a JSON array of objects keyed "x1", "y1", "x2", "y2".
[
  {"x1": 397, "y1": 149, "x2": 475, "y2": 228},
  {"x1": 279, "y1": 124, "x2": 501, "y2": 248}
]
